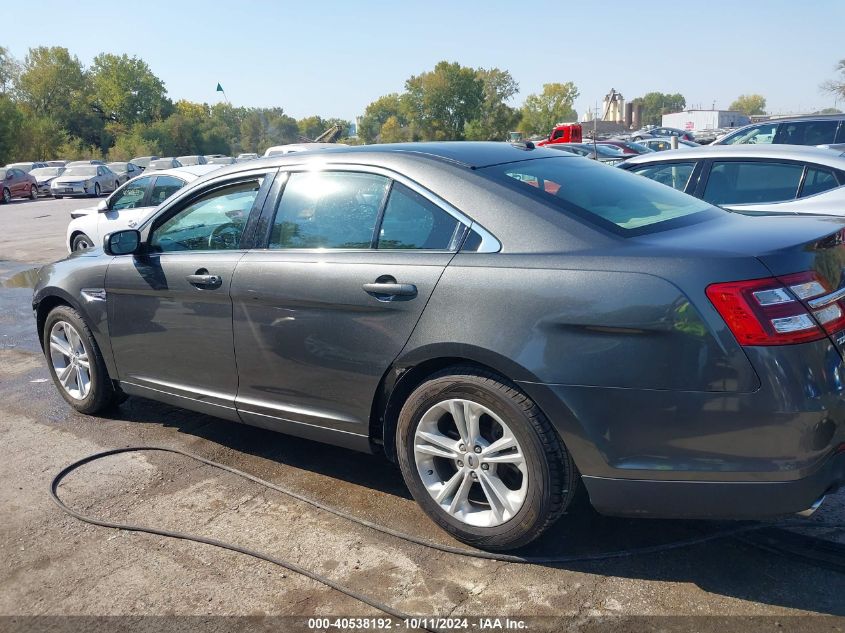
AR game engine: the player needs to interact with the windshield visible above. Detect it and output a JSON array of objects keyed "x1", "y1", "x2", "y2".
[
  {"x1": 480, "y1": 157, "x2": 716, "y2": 233},
  {"x1": 0, "y1": 169, "x2": 6, "y2": 179},
  {"x1": 592, "y1": 144, "x2": 626, "y2": 158},
  {"x1": 63, "y1": 166, "x2": 97, "y2": 177},
  {"x1": 178, "y1": 156, "x2": 201, "y2": 165},
  {"x1": 31, "y1": 167, "x2": 63, "y2": 178}
]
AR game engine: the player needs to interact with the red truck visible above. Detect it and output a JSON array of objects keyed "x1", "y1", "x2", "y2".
[{"x1": 535, "y1": 122, "x2": 583, "y2": 146}]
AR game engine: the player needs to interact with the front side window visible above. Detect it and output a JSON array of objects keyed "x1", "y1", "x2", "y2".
[
  {"x1": 111, "y1": 176, "x2": 152, "y2": 210},
  {"x1": 703, "y1": 161, "x2": 803, "y2": 205},
  {"x1": 150, "y1": 175, "x2": 185, "y2": 206},
  {"x1": 378, "y1": 183, "x2": 460, "y2": 250},
  {"x1": 481, "y1": 157, "x2": 714, "y2": 233},
  {"x1": 270, "y1": 171, "x2": 389, "y2": 249},
  {"x1": 150, "y1": 179, "x2": 262, "y2": 252},
  {"x1": 801, "y1": 167, "x2": 840, "y2": 198},
  {"x1": 630, "y1": 162, "x2": 696, "y2": 191},
  {"x1": 720, "y1": 123, "x2": 778, "y2": 145}
]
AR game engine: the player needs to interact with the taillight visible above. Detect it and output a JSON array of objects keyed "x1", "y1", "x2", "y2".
[{"x1": 707, "y1": 271, "x2": 845, "y2": 346}]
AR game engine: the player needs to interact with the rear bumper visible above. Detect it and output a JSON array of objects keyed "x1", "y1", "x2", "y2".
[
  {"x1": 582, "y1": 451, "x2": 845, "y2": 518},
  {"x1": 517, "y1": 337, "x2": 845, "y2": 519}
]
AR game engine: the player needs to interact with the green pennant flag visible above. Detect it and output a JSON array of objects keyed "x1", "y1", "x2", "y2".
[{"x1": 216, "y1": 83, "x2": 224, "y2": 92}]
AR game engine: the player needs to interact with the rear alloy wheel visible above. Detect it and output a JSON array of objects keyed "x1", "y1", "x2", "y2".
[
  {"x1": 29, "y1": 185, "x2": 37, "y2": 200},
  {"x1": 396, "y1": 367, "x2": 577, "y2": 550},
  {"x1": 44, "y1": 305, "x2": 117, "y2": 414},
  {"x1": 1, "y1": 188, "x2": 10, "y2": 204},
  {"x1": 72, "y1": 233, "x2": 93, "y2": 251}
]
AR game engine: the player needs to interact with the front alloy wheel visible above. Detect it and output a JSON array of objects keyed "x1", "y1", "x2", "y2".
[
  {"x1": 49, "y1": 320, "x2": 92, "y2": 400},
  {"x1": 43, "y1": 305, "x2": 118, "y2": 414}
]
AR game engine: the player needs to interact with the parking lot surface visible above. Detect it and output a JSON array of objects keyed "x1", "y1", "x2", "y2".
[{"x1": 1, "y1": 198, "x2": 844, "y2": 631}]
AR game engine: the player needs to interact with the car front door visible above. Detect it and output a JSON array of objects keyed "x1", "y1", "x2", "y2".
[
  {"x1": 105, "y1": 169, "x2": 275, "y2": 419},
  {"x1": 230, "y1": 168, "x2": 466, "y2": 446}
]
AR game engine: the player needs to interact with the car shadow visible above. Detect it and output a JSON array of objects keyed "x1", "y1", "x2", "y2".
[{"x1": 102, "y1": 395, "x2": 845, "y2": 616}]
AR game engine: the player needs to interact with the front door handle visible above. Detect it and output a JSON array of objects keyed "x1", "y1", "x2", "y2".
[
  {"x1": 186, "y1": 270, "x2": 222, "y2": 288},
  {"x1": 362, "y1": 282, "x2": 418, "y2": 300}
]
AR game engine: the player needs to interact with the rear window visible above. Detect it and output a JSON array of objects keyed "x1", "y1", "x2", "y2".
[{"x1": 480, "y1": 157, "x2": 715, "y2": 233}]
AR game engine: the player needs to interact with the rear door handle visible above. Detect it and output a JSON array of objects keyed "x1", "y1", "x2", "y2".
[
  {"x1": 186, "y1": 272, "x2": 222, "y2": 288},
  {"x1": 362, "y1": 282, "x2": 418, "y2": 300}
]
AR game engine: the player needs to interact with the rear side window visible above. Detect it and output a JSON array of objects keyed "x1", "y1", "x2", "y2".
[
  {"x1": 481, "y1": 157, "x2": 714, "y2": 233},
  {"x1": 629, "y1": 162, "x2": 696, "y2": 191},
  {"x1": 703, "y1": 161, "x2": 803, "y2": 205},
  {"x1": 801, "y1": 167, "x2": 840, "y2": 198},
  {"x1": 270, "y1": 171, "x2": 389, "y2": 249},
  {"x1": 377, "y1": 183, "x2": 460, "y2": 250},
  {"x1": 776, "y1": 120, "x2": 839, "y2": 146}
]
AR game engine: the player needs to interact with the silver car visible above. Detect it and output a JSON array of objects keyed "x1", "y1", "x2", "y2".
[
  {"x1": 106, "y1": 162, "x2": 143, "y2": 186},
  {"x1": 146, "y1": 158, "x2": 183, "y2": 171},
  {"x1": 619, "y1": 144, "x2": 845, "y2": 215},
  {"x1": 50, "y1": 164, "x2": 120, "y2": 198}
]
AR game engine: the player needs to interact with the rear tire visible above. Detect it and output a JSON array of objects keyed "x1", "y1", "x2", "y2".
[
  {"x1": 54, "y1": 195, "x2": 63, "y2": 199},
  {"x1": 395, "y1": 367, "x2": 576, "y2": 550},
  {"x1": 43, "y1": 305, "x2": 117, "y2": 415}
]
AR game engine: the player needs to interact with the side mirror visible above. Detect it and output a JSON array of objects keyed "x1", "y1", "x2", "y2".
[
  {"x1": 104, "y1": 229, "x2": 141, "y2": 256},
  {"x1": 96, "y1": 199, "x2": 108, "y2": 212}
]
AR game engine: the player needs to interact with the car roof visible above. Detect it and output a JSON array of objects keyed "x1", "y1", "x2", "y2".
[
  {"x1": 622, "y1": 144, "x2": 845, "y2": 167},
  {"x1": 263, "y1": 141, "x2": 575, "y2": 168}
]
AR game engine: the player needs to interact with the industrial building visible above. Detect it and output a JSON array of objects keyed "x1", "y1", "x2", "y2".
[{"x1": 661, "y1": 109, "x2": 751, "y2": 133}]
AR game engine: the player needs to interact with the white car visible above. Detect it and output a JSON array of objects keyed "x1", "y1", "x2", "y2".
[
  {"x1": 619, "y1": 145, "x2": 845, "y2": 216},
  {"x1": 66, "y1": 165, "x2": 220, "y2": 252}
]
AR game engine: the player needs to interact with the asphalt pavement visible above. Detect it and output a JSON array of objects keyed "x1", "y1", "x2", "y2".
[{"x1": 1, "y1": 195, "x2": 844, "y2": 631}]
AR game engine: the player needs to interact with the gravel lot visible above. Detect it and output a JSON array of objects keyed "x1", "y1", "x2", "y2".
[{"x1": 1, "y1": 196, "x2": 844, "y2": 632}]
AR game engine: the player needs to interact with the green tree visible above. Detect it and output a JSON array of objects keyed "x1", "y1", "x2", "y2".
[
  {"x1": 90, "y1": 53, "x2": 170, "y2": 126},
  {"x1": 519, "y1": 82, "x2": 580, "y2": 136},
  {"x1": 358, "y1": 93, "x2": 408, "y2": 143},
  {"x1": 109, "y1": 124, "x2": 162, "y2": 161},
  {"x1": 465, "y1": 68, "x2": 520, "y2": 141},
  {"x1": 729, "y1": 94, "x2": 767, "y2": 116},
  {"x1": 0, "y1": 46, "x2": 19, "y2": 94},
  {"x1": 821, "y1": 59, "x2": 845, "y2": 100},
  {"x1": 0, "y1": 95, "x2": 24, "y2": 163},
  {"x1": 404, "y1": 61, "x2": 484, "y2": 140},
  {"x1": 379, "y1": 115, "x2": 411, "y2": 143},
  {"x1": 297, "y1": 115, "x2": 326, "y2": 140},
  {"x1": 630, "y1": 92, "x2": 686, "y2": 127},
  {"x1": 16, "y1": 46, "x2": 104, "y2": 149}
]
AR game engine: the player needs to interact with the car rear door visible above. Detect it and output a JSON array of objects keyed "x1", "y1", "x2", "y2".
[
  {"x1": 230, "y1": 167, "x2": 467, "y2": 447},
  {"x1": 105, "y1": 168, "x2": 275, "y2": 419}
]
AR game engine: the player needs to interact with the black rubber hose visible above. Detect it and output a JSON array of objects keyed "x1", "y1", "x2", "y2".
[{"x1": 50, "y1": 446, "x2": 845, "y2": 627}]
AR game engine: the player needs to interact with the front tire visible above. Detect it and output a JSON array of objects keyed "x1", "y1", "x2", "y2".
[
  {"x1": 93, "y1": 183, "x2": 101, "y2": 197},
  {"x1": 43, "y1": 305, "x2": 117, "y2": 414},
  {"x1": 29, "y1": 185, "x2": 37, "y2": 200},
  {"x1": 71, "y1": 233, "x2": 94, "y2": 251},
  {"x1": 395, "y1": 367, "x2": 576, "y2": 550},
  {"x1": 1, "y1": 188, "x2": 10, "y2": 204},
  {"x1": 54, "y1": 195, "x2": 63, "y2": 199}
]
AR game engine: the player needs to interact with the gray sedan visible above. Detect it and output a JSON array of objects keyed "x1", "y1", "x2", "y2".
[
  {"x1": 106, "y1": 162, "x2": 143, "y2": 185},
  {"x1": 33, "y1": 142, "x2": 845, "y2": 550},
  {"x1": 50, "y1": 164, "x2": 120, "y2": 198}
]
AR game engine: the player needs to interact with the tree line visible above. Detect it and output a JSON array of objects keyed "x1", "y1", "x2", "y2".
[{"x1": 6, "y1": 45, "x2": 839, "y2": 165}]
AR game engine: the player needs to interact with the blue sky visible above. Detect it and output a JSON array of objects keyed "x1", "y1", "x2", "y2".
[{"x1": 4, "y1": 0, "x2": 843, "y2": 120}]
